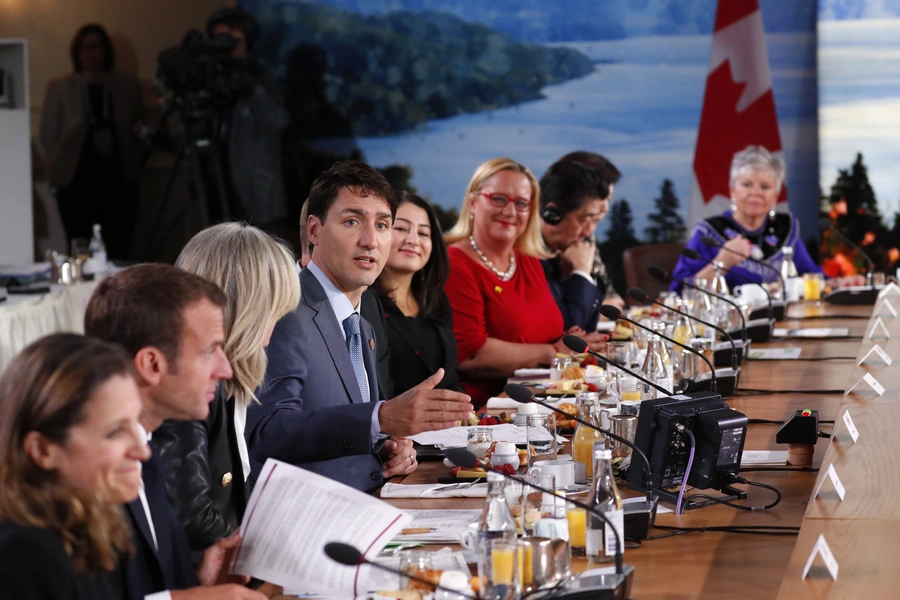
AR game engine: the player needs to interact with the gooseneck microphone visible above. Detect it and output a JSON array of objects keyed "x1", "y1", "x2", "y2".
[
  {"x1": 447, "y1": 448, "x2": 629, "y2": 579},
  {"x1": 648, "y1": 265, "x2": 747, "y2": 344},
  {"x1": 561, "y1": 334, "x2": 669, "y2": 397},
  {"x1": 505, "y1": 382, "x2": 654, "y2": 496},
  {"x1": 626, "y1": 287, "x2": 737, "y2": 360},
  {"x1": 699, "y1": 235, "x2": 787, "y2": 301},
  {"x1": 682, "y1": 248, "x2": 775, "y2": 321},
  {"x1": 324, "y1": 542, "x2": 476, "y2": 599},
  {"x1": 598, "y1": 304, "x2": 720, "y2": 390}
]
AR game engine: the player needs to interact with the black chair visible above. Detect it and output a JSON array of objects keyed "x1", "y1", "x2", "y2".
[{"x1": 622, "y1": 242, "x2": 683, "y2": 304}]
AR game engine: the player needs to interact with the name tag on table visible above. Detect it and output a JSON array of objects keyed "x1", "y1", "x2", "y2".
[
  {"x1": 859, "y1": 344, "x2": 892, "y2": 366},
  {"x1": 813, "y1": 463, "x2": 846, "y2": 501},
  {"x1": 868, "y1": 317, "x2": 890, "y2": 340},
  {"x1": 875, "y1": 298, "x2": 898, "y2": 318},
  {"x1": 841, "y1": 410, "x2": 860, "y2": 443},
  {"x1": 848, "y1": 371, "x2": 885, "y2": 396},
  {"x1": 878, "y1": 282, "x2": 900, "y2": 299},
  {"x1": 802, "y1": 534, "x2": 839, "y2": 581}
]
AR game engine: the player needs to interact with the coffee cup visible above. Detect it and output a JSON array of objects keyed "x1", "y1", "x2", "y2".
[
  {"x1": 528, "y1": 460, "x2": 575, "y2": 490},
  {"x1": 459, "y1": 527, "x2": 479, "y2": 552},
  {"x1": 734, "y1": 284, "x2": 767, "y2": 305}
]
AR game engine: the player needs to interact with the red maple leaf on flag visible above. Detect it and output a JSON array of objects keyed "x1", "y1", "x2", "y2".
[{"x1": 693, "y1": 59, "x2": 786, "y2": 204}]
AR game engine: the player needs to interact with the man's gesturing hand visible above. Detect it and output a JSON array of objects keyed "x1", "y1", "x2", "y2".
[{"x1": 378, "y1": 369, "x2": 473, "y2": 437}]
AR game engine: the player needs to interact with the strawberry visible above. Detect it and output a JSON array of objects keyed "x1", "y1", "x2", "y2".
[
  {"x1": 450, "y1": 466, "x2": 461, "y2": 477},
  {"x1": 500, "y1": 463, "x2": 517, "y2": 475},
  {"x1": 586, "y1": 382, "x2": 599, "y2": 392},
  {"x1": 582, "y1": 356, "x2": 599, "y2": 367}
]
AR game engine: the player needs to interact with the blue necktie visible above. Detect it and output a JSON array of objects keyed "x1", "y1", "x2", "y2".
[{"x1": 342, "y1": 313, "x2": 370, "y2": 403}]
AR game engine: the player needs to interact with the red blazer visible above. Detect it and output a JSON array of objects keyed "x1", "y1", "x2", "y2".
[{"x1": 446, "y1": 247, "x2": 563, "y2": 405}]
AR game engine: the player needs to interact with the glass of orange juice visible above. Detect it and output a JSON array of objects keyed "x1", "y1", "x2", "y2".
[
  {"x1": 567, "y1": 507, "x2": 587, "y2": 556},
  {"x1": 616, "y1": 374, "x2": 641, "y2": 416},
  {"x1": 489, "y1": 539, "x2": 518, "y2": 588},
  {"x1": 803, "y1": 273, "x2": 823, "y2": 302}
]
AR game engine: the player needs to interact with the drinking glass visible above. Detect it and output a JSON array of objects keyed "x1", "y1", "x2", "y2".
[
  {"x1": 466, "y1": 427, "x2": 493, "y2": 458},
  {"x1": 610, "y1": 415, "x2": 637, "y2": 460},
  {"x1": 526, "y1": 414, "x2": 557, "y2": 464},
  {"x1": 400, "y1": 551, "x2": 434, "y2": 591}
]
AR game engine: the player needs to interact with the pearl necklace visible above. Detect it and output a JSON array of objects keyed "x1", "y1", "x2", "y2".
[{"x1": 469, "y1": 235, "x2": 516, "y2": 281}]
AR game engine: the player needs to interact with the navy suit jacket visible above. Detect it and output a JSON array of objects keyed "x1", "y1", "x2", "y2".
[
  {"x1": 542, "y1": 257, "x2": 604, "y2": 332},
  {"x1": 246, "y1": 268, "x2": 385, "y2": 492},
  {"x1": 124, "y1": 443, "x2": 198, "y2": 600}
]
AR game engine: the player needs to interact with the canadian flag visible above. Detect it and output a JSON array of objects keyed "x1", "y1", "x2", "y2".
[{"x1": 689, "y1": 0, "x2": 787, "y2": 225}]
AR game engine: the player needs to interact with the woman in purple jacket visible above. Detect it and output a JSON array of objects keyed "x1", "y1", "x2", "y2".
[{"x1": 671, "y1": 145, "x2": 821, "y2": 292}]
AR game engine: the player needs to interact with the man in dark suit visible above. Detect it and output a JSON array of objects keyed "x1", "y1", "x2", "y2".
[
  {"x1": 247, "y1": 161, "x2": 473, "y2": 492},
  {"x1": 539, "y1": 159, "x2": 620, "y2": 332},
  {"x1": 299, "y1": 199, "x2": 392, "y2": 399},
  {"x1": 85, "y1": 265, "x2": 266, "y2": 600}
]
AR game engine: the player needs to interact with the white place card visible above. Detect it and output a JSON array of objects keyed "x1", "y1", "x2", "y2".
[
  {"x1": 878, "y1": 282, "x2": 900, "y2": 299},
  {"x1": 841, "y1": 410, "x2": 859, "y2": 443},
  {"x1": 859, "y1": 343, "x2": 892, "y2": 366},
  {"x1": 874, "y1": 298, "x2": 898, "y2": 318},
  {"x1": 802, "y1": 534, "x2": 839, "y2": 580},
  {"x1": 813, "y1": 464, "x2": 846, "y2": 501},
  {"x1": 868, "y1": 317, "x2": 890, "y2": 340},
  {"x1": 863, "y1": 372, "x2": 886, "y2": 396},
  {"x1": 741, "y1": 450, "x2": 789, "y2": 465}
]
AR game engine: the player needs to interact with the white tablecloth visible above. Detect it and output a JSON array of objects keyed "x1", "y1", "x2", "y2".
[{"x1": 0, "y1": 281, "x2": 99, "y2": 373}]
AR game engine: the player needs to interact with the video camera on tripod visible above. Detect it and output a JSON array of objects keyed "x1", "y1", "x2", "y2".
[{"x1": 141, "y1": 29, "x2": 255, "y2": 260}]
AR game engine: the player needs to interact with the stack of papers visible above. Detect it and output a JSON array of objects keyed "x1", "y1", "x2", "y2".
[
  {"x1": 773, "y1": 327, "x2": 849, "y2": 338},
  {"x1": 391, "y1": 509, "x2": 482, "y2": 543}
]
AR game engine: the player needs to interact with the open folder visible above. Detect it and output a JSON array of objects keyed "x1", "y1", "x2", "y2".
[{"x1": 231, "y1": 459, "x2": 412, "y2": 596}]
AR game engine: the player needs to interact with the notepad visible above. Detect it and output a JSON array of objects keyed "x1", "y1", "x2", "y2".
[{"x1": 772, "y1": 327, "x2": 849, "y2": 338}]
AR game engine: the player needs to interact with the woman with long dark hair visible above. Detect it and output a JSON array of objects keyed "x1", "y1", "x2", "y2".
[{"x1": 374, "y1": 191, "x2": 463, "y2": 394}]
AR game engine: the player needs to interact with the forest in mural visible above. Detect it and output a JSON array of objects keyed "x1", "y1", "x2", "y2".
[{"x1": 241, "y1": 0, "x2": 899, "y2": 279}]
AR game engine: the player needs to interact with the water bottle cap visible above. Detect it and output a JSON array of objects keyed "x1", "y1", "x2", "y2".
[
  {"x1": 517, "y1": 403, "x2": 538, "y2": 415},
  {"x1": 593, "y1": 447, "x2": 612, "y2": 460}
]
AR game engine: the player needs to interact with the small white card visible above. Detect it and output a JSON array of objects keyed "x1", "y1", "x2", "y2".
[
  {"x1": 859, "y1": 344, "x2": 893, "y2": 366},
  {"x1": 747, "y1": 347, "x2": 801, "y2": 360},
  {"x1": 741, "y1": 450, "x2": 789, "y2": 465},
  {"x1": 875, "y1": 298, "x2": 898, "y2": 318},
  {"x1": 878, "y1": 282, "x2": 900, "y2": 299},
  {"x1": 863, "y1": 372, "x2": 886, "y2": 396},
  {"x1": 813, "y1": 464, "x2": 846, "y2": 501},
  {"x1": 868, "y1": 317, "x2": 890, "y2": 340},
  {"x1": 802, "y1": 533, "x2": 839, "y2": 580},
  {"x1": 848, "y1": 371, "x2": 886, "y2": 396},
  {"x1": 841, "y1": 410, "x2": 859, "y2": 443}
]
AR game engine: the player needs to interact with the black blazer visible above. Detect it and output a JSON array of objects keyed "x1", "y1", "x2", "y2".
[
  {"x1": 382, "y1": 300, "x2": 464, "y2": 395},
  {"x1": 0, "y1": 522, "x2": 127, "y2": 599},
  {"x1": 154, "y1": 391, "x2": 249, "y2": 564},
  {"x1": 541, "y1": 256, "x2": 604, "y2": 332},
  {"x1": 361, "y1": 289, "x2": 393, "y2": 399},
  {"x1": 123, "y1": 443, "x2": 198, "y2": 599}
]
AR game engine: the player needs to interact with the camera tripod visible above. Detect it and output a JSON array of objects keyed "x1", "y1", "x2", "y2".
[{"x1": 139, "y1": 97, "x2": 233, "y2": 261}]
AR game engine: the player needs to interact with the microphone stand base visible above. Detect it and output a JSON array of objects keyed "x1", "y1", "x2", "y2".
[
  {"x1": 749, "y1": 301, "x2": 786, "y2": 321},
  {"x1": 557, "y1": 564, "x2": 634, "y2": 599},
  {"x1": 685, "y1": 368, "x2": 739, "y2": 398},
  {"x1": 714, "y1": 339, "x2": 750, "y2": 367},
  {"x1": 824, "y1": 287, "x2": 878, "y2": 306},
  {"x1": 623, "y1": 497, "x2": 658, "y2": 540}
]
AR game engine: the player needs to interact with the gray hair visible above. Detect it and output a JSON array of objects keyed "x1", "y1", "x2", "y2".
[{"x1": 728, "y1": 146, "x2": 786, "y2": 191}]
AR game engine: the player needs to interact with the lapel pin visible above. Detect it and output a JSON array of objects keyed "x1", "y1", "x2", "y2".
[
  {"x1": 494, "y1": 285, "x2": 503, "y2": 294},
  {"x1": 369, "y1": 338, "x2": 375, "y2": 350}
]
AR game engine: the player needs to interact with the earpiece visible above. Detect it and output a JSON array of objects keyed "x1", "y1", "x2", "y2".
[{"x1": 541, "y1": 204, "x2": 563, "y2": 225}]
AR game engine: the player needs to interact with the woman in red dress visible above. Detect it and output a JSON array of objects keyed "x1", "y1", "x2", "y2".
[{"x1": 445, "y1": 157, "x2": 598, "y2": 406}]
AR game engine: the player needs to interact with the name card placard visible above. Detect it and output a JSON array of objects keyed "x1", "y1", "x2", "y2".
[
  {"x1": 841, "y1": 410, "x2": 860, "y2": 443},
  {"x1": 868, "y1": 317, "x2": 890, "y2": 341},
  {"x1": 874, "y1": 298, "x2": 898, "y2": 318},
  {"x1": 859, "y1": 344, "x2": 892, "y2": 366},
  {"x1": 802, "y1": 534, "x2": 839, "y2": 580},
  {"x1": 848, "y1": 371, "x2": 886, "y2": 396},
  {"x1": 813, "y1": 464, "x2": 846, "y2": 501}
]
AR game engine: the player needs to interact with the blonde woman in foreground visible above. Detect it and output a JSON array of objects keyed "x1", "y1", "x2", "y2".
[{"x1": 155, "y1": 222, "x2": 300, "y2": 560}]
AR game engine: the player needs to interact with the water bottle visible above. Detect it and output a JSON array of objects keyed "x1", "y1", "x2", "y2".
[
  {"x1": 85, "y1": 224, "x2": 108, "y2": 275},
  {"x1": 780, "y1": 246, "x2": 800, "y2": 302},
  {"x1": 477, "y1": 472, "x2": 519, "y2": 600},
  {"x1": 585, "y1": 447, "x2": 624, "y2": 564},
  {"x1": 640, "y1": 335, "x2": 670, "y2": 400}
]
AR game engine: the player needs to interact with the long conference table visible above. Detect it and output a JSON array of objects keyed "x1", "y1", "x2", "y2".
[{"x1": 262, "y1": 297, "x2": 898, "y2": 599}]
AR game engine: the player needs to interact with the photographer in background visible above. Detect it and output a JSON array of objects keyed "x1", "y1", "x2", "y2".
[{"x1": 206, "y1": 8, "x2": 290, "y2": 234}]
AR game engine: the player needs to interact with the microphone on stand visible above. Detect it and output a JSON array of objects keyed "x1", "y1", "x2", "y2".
[
  {"x1": 681, "y1": 248, "x2": 779, "y2": 323},
  {"x1": 505, "y1": 382, "x2": 659, "y2": 540},
  {"x1": 648, "y1": 265, "x2": 746, "y2": 344},
  {"x1": 324, "y1": 542, "x2": 476, "y2": 599},
  {"x1": 446, "y1": 448, "x2": 635, "y2": 598},
  {"x1": 699, "y1": 235, "x2": 788, "y2": 303},
  {"x1": 560, "y1": 334, "x2": 669, "y2": 397},
  {"x1": 820, "y1": 218, "x2": 878, "y2": 305},
  {"x1": 598, "y1": 304, "x2": 720, "y2": 390},
  {"x1": 648, "y1": 265, "x2": 752, "y2": 360},
  {"x1": 625, "y1": 288, "x2": 739, "y2": 396}
]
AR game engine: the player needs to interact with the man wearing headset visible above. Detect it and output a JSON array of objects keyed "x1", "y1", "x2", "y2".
[
  {"x1": 206, "y1": 8, "x2": 290, "y2": 235},
  {"x1": 539, "y1": 158, "x2": 620, "y2": 332}
]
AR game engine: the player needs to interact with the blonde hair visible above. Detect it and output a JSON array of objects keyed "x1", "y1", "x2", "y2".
[
  {"x1": 445, "y1": 157, "x2": 551, "y2": 258},
  {"x1": 0, "y1": 334, "x2": 136, "y2": 574},
  {"x1": 176, "y1": 223, "x2": 301, "y2": 405}
]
